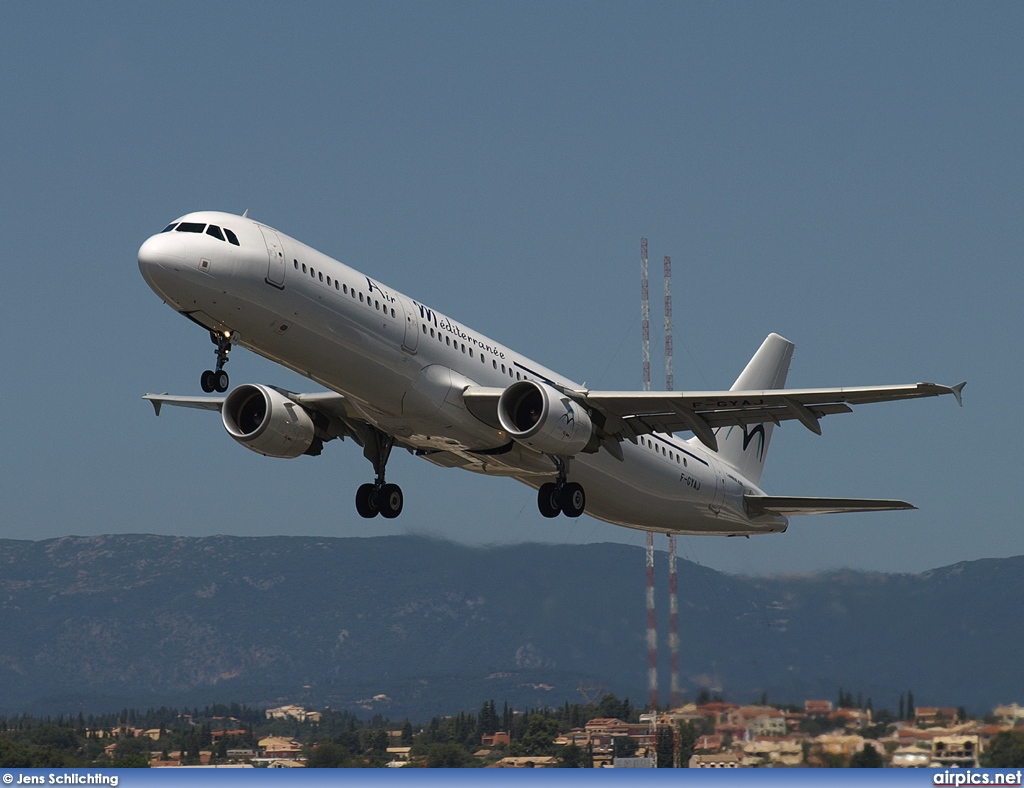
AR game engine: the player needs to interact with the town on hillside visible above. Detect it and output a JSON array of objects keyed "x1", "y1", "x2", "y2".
[{"x1": 2, "y1": 695, "x2": 1024, "y2": 768}]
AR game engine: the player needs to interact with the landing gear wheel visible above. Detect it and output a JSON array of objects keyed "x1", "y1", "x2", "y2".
[
  {"x1": 200, "y1": 370, "x2": 217, "y2": 393},
  {"x1": 379, "y1": 483, "x2": 404, "y2": 519},
  {"x1": 214, "y1": 370, "x2": 229, "y2": 393},
  {"x1": 561, "y1": 482, "x2": 586, "y2": 518},
  {"x1": 538, "y1": 483, "x2": 561, "y2": 518},
  {"x1": 355, "y1": 483, "x2": 379, "y2": 518}
]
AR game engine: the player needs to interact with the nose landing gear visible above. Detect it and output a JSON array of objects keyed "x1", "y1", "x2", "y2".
[
  {"x1": 201, "y1": 331, "x2": 232, "y2": 393},
  {"x1": 355, "y1": 429, "x2": 404, "y2": 519},
  {"x1": 537, "y1": 457, "x2": 586, "y2": 519}
]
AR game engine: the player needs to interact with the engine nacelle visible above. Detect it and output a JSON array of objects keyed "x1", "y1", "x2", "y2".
[
  {"x1": 221, "y1": 384, "x2": 316, "y2": 459},
  {"x1": 497, "y1": 380, "x2": 594, "y2": 456}
]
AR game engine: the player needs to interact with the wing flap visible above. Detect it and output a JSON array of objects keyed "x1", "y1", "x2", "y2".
[{"x1": 744, "y1": 495, "x2": 916, "y2": 517}]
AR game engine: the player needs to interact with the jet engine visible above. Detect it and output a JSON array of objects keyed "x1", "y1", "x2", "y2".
[
  {"x1": 497, "y1": 380, "x2": 594, "y2": 456},
  {"x1": 221, "y1": 384, "x2": 316, "y2": 458}
]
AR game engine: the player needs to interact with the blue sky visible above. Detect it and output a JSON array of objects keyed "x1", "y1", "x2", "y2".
[{"x1": 0, "y1": 1, "x2": 1019, "y2": 575}]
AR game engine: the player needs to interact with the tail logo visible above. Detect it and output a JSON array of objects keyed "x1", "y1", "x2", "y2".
[
  {"x1": 742, "y1": 424, "x2": 766, "y2": 461},
  {"x1": 723, "y1": 423, "x2": 766, "y2": 461}
]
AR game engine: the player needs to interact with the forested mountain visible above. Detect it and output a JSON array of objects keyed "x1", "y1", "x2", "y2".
[{"x1": 0, "y1": 535, "x2": 1018, "y2": 718}]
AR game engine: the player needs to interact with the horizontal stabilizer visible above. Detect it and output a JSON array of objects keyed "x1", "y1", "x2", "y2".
[{"x1": 744, "y1": 495, "x2": 916, "y2": 517}]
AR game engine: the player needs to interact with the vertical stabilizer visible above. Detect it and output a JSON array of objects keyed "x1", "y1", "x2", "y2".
[{"x1": 713, "y1": 333, "x2": 794, "y2": 485}]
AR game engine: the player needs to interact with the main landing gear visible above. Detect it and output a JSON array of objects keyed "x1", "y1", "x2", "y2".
[
  {"x1": 355, "y1": 428, "x2": 404, "y2": 519},
  {"x1": 200, "y1": 331, "x2": 232, "y2": 393},
  {"x1": 537, "y1": 457, "x2": 586, "y2": 519}
]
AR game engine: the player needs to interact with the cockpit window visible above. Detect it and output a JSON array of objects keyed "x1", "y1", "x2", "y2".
[
  {"x1": 176, "y1": 222, "x2": 206, "y2": 234},
  {"x1": 160, "y1": 223, "x2": 178, "y2": 233},
  {"x1": 224, "y1": 228, "x2": 240, "y2": 246},
  {"x1": 206, "y1": 225, "x2": 225, "y2": 241}
]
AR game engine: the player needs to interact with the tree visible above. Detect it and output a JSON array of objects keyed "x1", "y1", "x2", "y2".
[
  {"x1": 112, "y1": 736, "x2": 151, "y2": 768},
  {"x1": 655, "y1": 726, "x2": 674, "y2": 767},
  {"x1": 677, "y1": 721, "x2": 697, "y2": 768},
  {"x1": 517, "y1": 716, "x2": 560, "y2": 756},
  {"x1": 400, "y1": 721, "x2": 414, "y2": 746},
  {"x1": 906, "y1": 691, "x2": 915, "y2": 721},
  {"x1": 612, "y1": 736, "x2": 638, "y2": 759},
  {"x1": 850, "y1": 744, "x2": 882, "y2": 768},
  {"x1": 899, "y1": 694, "x2": 905, "y2": 721},
  {"x1": 981, "y1": 732, "x2": 1024, "y2": 767},
  {"x1": 366, "y1": 729, "x2": 389, "y2": 759},
  {"x1": 597, "y1": 694, "x2": 630, "y2": 721},
  {"x1": 559, "y1": 743, "x2": 585, "y2": 768},
  {"x1": 426, "y1": 743, "x2": 469, "y2": 768},
  {"x1": 306, "y1": 742, "x2": 349, "y2": 768}
]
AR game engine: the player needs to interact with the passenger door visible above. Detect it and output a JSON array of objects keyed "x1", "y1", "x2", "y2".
[{"x1": 259, "y1": 225, "x2": 286, "y2": 288}]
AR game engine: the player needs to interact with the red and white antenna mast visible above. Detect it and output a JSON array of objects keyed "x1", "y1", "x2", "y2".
[
  {"x1": 664, "y1": 256, "x2": 673, "y2": 392},
  {"x1": 641, "y1": 239, "x2": 651, "y2": 394},
  {"x1": 668, "y1": 536, "x2": 680, "y2": 708},
  {"x1": 664, "y1": 254, "x2": 680, "y2": 708},
  {"x1": 641, "y1": 238, "x2": 658, "y2": 712}
]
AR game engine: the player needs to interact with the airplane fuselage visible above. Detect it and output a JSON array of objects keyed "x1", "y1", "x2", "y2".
[{"x1": 139, "y1": 211, "x2": 789, "y2": 536}]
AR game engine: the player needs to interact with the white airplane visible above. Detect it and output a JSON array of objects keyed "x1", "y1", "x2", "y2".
[{"x1": 139, "y1": 211, "x2": 964, "y2": 536}]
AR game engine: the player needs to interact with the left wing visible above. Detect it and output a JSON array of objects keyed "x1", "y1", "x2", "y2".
[
  {"x1": 463, "y1": 381, "x2": 965, "y2": 453},
  {"x1": 144, "y1": 394, "x2": 224, "y2": 415},
  {"x1": 144, "y1": 390, "x2": 361, "y2": 420},
  {"x1": 144, "y1": 389, "x2": 366, "y2": 446}
]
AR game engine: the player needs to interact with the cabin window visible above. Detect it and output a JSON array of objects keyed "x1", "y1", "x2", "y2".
[
  {"x1": 501, "y1": 364, "x2": 506, "y2": 373},
  {"x1": 175, "y1": 222, "x2": 205, "y2": 234},
  {"x1": 335, "y1": 281, "x2": 339, "y2": 290},
  {"x1": 224, "y1": 228, "x2": 240, "y2": 246},
  {"x1": 302, "y1": 264, "x2": 307, "y2": 273},
  {"x1": 206, "y1": 225, "x2": 225, "y2": 241},
  {"x1": 359, "y1": 293, "x2": 364, "y2": 302},
  {"x1": 445, "y1": 336, "x2": 450, "y2": 346},
  {"x1": 326, "y1": 276, "x2": 331, "y2": 286},
  {"x1": 293, "y1": 260, "x2": 299, "y2": 269},
  {"x1": 516, "y1": 371, "x2": 521, "y2": 380},
  {"x1": 469, "y1": 348, "x2": 474, "y2": 358},
  {"x1": 422, "y1": 325, "x2": 427, "y2": 334},
  {"x1": 343, "y1": 284, "x2": 348, "y2": 294},
  {"x1": 493, "y1": 360, "x2": 497, "y2": 369},
  {"x1": 319, "y1": 272, "x2": 323, "y2": 282},
  {"x1": 391, "y1": 308, "x2": 396, "y2": 318}
]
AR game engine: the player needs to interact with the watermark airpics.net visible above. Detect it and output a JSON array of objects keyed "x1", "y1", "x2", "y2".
[{"x1": 934, "y1": 771, "x2": 1024, "y2": 786}]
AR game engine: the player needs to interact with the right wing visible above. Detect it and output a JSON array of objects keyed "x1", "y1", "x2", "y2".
[{"x1": 463, "y1": 381, "x2": 965, "y2": 453}]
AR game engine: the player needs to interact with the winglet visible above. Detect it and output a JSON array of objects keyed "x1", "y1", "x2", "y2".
[
  {"x1": 145, "y1": 394, "x2": 166, "y2": 417},
  {"x1": 951, "y1": 381, "x2": 966, "y2": 407}
]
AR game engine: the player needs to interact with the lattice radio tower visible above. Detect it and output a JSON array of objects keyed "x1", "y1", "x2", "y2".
[
  {"x1": 664, "y1": 254, "x2": 681, "y2": 709},
  {"x1": 640, "y1": 238, "x2": 658, "y2": 712}
]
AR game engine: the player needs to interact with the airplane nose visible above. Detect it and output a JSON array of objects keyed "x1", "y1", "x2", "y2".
[
  {"x1": 138, "y1": 233, "x2": 186, "y2": 273},
  {"x1": 138, "y1": 232, "x2": 187, "y2": 298}
]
